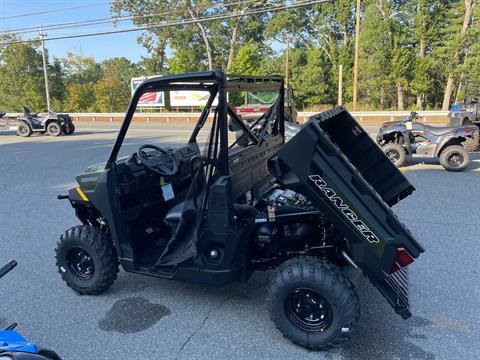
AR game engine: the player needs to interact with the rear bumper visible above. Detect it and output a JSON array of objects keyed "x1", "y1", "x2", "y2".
[{"x1": 372, "y1": 267, "x2": 411, "y2": 319}]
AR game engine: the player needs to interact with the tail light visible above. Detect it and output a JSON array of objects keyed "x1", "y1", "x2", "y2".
[{"x1": 390, "y1": 247, "x2": 414, "y2": 274}]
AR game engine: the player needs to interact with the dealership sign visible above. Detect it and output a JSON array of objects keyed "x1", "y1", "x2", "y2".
[{"x1": 131, "y1": 76, "x2": 219, "y2": 107}]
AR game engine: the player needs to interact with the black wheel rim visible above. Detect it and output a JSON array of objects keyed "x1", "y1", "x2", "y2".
[
  {"x1": 66, "y1": 247, "x2": 95, "y2": 280},
  {"x1": 386, "y1": 150, "x2": 400, "y2": 163},
  {"x1": 448, "y1": 153, "x2": 464, "y2": 167},
  {"x1": 285, "y1": 288, "x2": 333, "y2": 333}
]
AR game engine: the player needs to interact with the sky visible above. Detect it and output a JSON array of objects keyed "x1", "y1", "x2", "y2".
[{"x1": 0, "y1": 0, "x2": 148, "y2": 62}]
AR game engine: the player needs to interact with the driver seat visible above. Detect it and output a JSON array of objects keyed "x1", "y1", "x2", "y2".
[{"x1": 423, "y1": 125, "x2": 458, "y2": 136}]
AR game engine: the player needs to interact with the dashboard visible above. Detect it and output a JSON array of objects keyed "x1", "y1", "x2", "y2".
[{"x1": 113, "y1": 143, "x2": 201, "y2": 210}]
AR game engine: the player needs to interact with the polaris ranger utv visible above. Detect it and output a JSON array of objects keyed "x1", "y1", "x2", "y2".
[{"x1": 56, "y1": 72, "x2": 424, "y2": 350}]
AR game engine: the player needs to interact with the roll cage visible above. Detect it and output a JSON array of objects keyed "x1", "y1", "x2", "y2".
[{"x1": 107, "y1": 71, "x2": 286, "y2": 175}]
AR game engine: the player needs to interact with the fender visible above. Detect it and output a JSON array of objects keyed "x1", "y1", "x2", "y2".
[
  {"x1": 18, "y1": 117, "x2": 40, "y2": 130},
  {"x1": 434, "y1": 134, "x2": 464, "y2": 157},
  {"x1": 377, "y1": 123, "x2": 412, "y2": 154}
]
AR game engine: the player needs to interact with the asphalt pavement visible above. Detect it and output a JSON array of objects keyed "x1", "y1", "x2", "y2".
[{"x1": 0, "y1": 123, "x2": 479, "y2": 360}]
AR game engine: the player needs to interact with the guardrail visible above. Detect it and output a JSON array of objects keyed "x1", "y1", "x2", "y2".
[{"x1": 3, "y1": 110, "x2": 450, "y2": 125}]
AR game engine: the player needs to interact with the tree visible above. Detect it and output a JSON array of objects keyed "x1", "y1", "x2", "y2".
[
  {"x1": 61, "y1": 53, "x2": 102, "y2": 111},
  {"x1": 95, "y1": 58, "x2": 139, "y2": 112},
  {"x1": 441, "y1": 0, "x2": 476, "y2": 110},
  {"x1": 0, "y1": 36, "x2": 46, "y2": 111},
  {"x1": 111, "y1": 0, "x2": 270, "y2": 73}
]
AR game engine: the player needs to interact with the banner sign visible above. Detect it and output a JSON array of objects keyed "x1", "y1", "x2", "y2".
[
  {"x1": 131, "y1": 77, "x2": 165, "y2": 107},
  {"x1": 170, "y1": 90, "x2": 218, "y2": 107}
]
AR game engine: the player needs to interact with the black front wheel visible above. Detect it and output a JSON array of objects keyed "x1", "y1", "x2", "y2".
[
  {"x1": 439, "y1": 145, "x2": 470, "y2": 172},
  {"x1": 56, "y1": 225, "x2": 119, "y2": 295},
  {"x1": 382, "y1": 143, "x2": 406, "y2": 167},
  {"x1": 268, "y1": 257, "x2": 360, "y2": 350}
]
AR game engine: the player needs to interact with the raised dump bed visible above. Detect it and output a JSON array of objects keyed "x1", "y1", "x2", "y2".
[{"x1": 269, "y1": 107, "x2": 425, "y2": 318}]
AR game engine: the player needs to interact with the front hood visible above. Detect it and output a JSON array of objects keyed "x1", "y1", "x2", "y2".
[{"x1": 75, "y1": 162, "x2": 107, "y2": 193}]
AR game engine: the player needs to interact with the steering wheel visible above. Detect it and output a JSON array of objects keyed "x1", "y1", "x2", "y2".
[{"x1": 137, "y1": 144, "x2": 178, "y2": 176}]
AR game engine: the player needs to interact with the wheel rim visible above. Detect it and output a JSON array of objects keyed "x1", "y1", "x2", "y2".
[
  {"x1": 66, "y1": 247, "x2": 95, "y2": 280},
  {"x1": 18, "y1": 125, "x2": 28, "y2": 135},
  {"x1": 447, "y1": 153, "x2": 464, "y2": 167},
  {"x1": 386, "y1": 149, "x2": 400, "y2": 163},
  {"x1": 49, "y1": 124, "x2": 60, "y2": 134},
  {"x1": 285, "y1": 288, "x2": 333, "y2": 333}
]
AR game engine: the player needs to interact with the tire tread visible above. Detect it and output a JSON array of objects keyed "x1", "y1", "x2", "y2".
[
  {"x1": 55, "y1": 225, "x2": 119, "y2": 295},
  {"x1": 267, "y1": 256, "x2": 360, "y2": 351}
]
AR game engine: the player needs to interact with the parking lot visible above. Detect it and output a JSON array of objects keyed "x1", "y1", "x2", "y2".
[{"x1": 0, "y1": 123, "x2": 479, "y2": 360}]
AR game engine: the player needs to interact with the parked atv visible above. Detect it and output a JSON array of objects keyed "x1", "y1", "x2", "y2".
[
  {"x1": 377, "y1": 111, "x2": 478, "y2": 171},
  {"x1": 0, "y1": 260, "x2": 61, "y2": 359},
  {"x1": 56, "y1": 72, "x2": 424, "y2": 350},
  {"x1": 16, "y1": 107, "x2": 75, "y2": 137}
]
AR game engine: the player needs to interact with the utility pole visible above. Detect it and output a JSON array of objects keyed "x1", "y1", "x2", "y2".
[
  {"x1": 285, "y1": 35, "x2": 291, "y2": 85},
  {"x1": 39, "y1": 26, "x2": 51, "y2": 111},
  {"x1": 338, "y1": 64, "x2": 343, "y2": 106},
  {"x1": 352, "y1": 0, "x2": 361, "y2": 111}
]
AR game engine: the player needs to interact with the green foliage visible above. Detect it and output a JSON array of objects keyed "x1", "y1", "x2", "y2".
[
  {"x1": 229, "y1": 40, "x2": 269, "y2": 75},
  {"x1": 0, "y1": 36, "x2": 45, "y2": 111},
  {"x1": 0, "y1": 1, "x2": 479, "y2": 112}
]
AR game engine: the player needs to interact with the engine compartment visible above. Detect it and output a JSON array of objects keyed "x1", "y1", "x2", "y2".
[{"x1": 248, "y1": 187, "x2": 348, "y2": 268}]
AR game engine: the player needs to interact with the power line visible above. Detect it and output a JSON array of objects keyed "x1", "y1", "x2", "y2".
[
  {"x1": 0, "y1": 2, "x2": 106, "y2": 21},
  {"x1": 0, "y1": 0, "x2": 261, "y2": 37},
  {"x1": 0, "y1": 0, "x2": 330, "y2": 46}
]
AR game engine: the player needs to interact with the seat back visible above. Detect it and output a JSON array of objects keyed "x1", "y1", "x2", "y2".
[{"x1": 228, "y1": 136, "x2": 283, "y2": 200}]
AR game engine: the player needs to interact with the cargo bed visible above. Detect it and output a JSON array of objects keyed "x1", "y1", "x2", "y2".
[{"x1": 269, "y1": 107, "x2": 425, "y2": 318}]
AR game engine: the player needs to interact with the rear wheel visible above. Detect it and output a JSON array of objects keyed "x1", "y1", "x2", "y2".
[
  {"x1": 17, "y1": 122, "x2": 32, "y2": 137},
  {"x1": 267, "y1": 257, "x2": 360, "y2": 350},
  {"x1": 56, "y1": 225, "x2": 119, "y2": 295},
  {"x1": 382, "y1": 143, "x2": 406, "y2": 167},
  {"x1": 439, "y1": 145, "x2": 470, "y2": 172},
  {"x1": 47, "y1": 121, "x2": 62, "y2": 136}
]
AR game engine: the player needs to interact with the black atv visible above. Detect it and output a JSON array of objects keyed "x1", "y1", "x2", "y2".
[
  {"x1": 55, "y1": 72, "x2": 424, "y2": 350},
  {"x1": 377, "y1": 111, "x2": 478, "y2": 171},
  {"x1": 16, "y1": 107, "x2": 75, "y2": 137}
]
